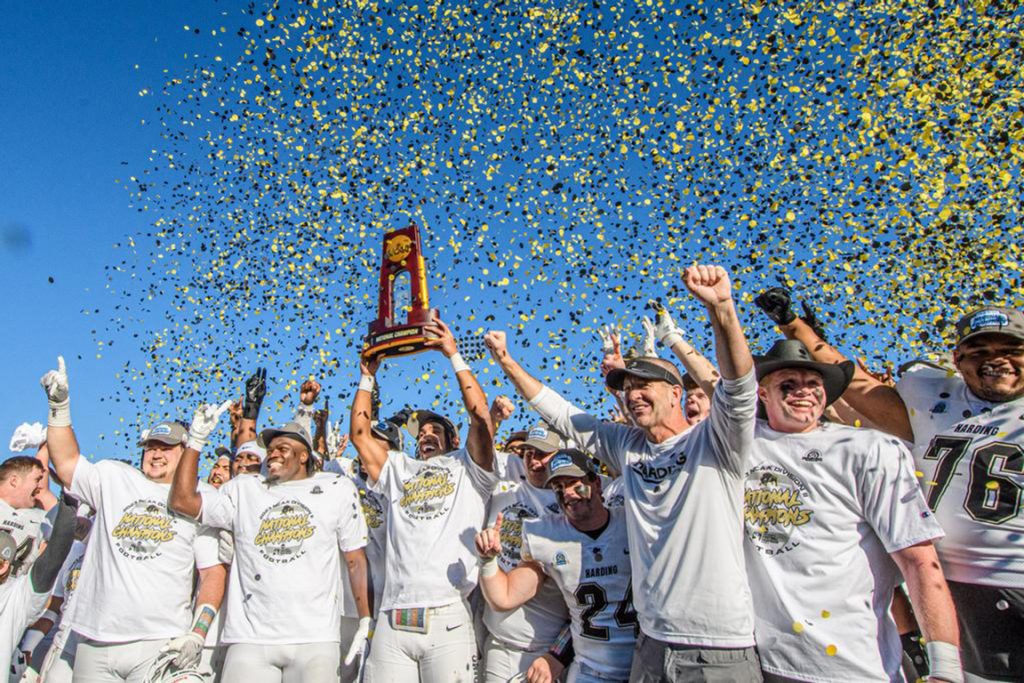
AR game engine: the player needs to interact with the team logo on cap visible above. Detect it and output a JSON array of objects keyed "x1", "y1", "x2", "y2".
[
  {"x1": 528, "y1": 427, "x2": 548, "y2": 440},
  {"x1": 254, "y1": 499, "x2": 315, "y2": 563},
  {"x1": 112, "y1": 499, "x2": 178, "y2": 561},
  {"x1": 549, "y1": 453, "x2": 574, "y2": 472},
  {"x1": 968, "y1": 310, "x2": 1009, "y2": 331},
  {"x1": 150, "y1": 425, "x2": 172, "y2": 436}
]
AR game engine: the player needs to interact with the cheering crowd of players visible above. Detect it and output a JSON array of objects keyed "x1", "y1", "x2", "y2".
[{"x1": 1, "y1": 264, "x2": 1022, "y2": 683}]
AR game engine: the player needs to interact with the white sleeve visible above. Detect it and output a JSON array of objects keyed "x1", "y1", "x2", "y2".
[
  {"x1": 703, "y1": 369, "x2": 758, "y2": 475},
  {"x1": 335, "y1": 478, "x2": 369, "y2": 552},
  {"x1": 199, "y1": 484, "x2": 237, "y2": 531},
  {"x1": 68, "y1": 458, "x2": 104, "y2": 509},
  {"x1": 529, "y1": 385, "x2": 631, "y2": 472},
  {"x1": 367, "y1": 451, "x2": 401, "y2": 494},
  {"x1": 456, "y1": 449, "x2": 499, "y2": 498},
  {"x1": 193, "y1": 525, "x2": 223, "y2": 570},
  {"x1": 858, "y1": 435, "x2": 945, "y2": 553}
]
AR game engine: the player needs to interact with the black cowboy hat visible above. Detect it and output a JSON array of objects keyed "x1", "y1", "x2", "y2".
[{"x1": 754, "y1": 340, "x2": 854, "y2": 406}]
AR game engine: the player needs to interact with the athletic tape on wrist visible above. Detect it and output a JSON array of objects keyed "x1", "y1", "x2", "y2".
[
  {"x1": 661, "y1": 332, "x2": 684, "y2": 348},
  {"x1": 925, "y1": 641, "x2": 963, "y2": 683},
  {"x1": 48, "y1": 401, "x2": 71, "y2": 428},
  {"x1": 450, "y1": 352, "x2": 470, "y2": 374},
  {"x1": 480, "y1": 555, "x2": 499, "y2": 577},
  {"x1": 41, "y1": 609, "x2": 60, "y2": 624},
  {"x1": 19, "y1": 629, "x2": 45, "y2": 653},
  {"x1": 358, "y1": 375, "x2": 375, "y2": 393}
]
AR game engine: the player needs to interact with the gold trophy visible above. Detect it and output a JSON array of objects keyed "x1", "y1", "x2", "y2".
[{"x1": 362, "y1": 223, "x2": 440, "y2": 358}]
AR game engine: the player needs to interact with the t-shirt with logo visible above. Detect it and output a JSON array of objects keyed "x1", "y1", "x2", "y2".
[
  {"x1": 0, "y1": 499, "x2": 49, "y2": 577},
  {"x1": 68, "y1": 459, "x2": 221, "y2": 642},
  {"x1": 0, "y1": 574, "x2": 49, "y2": 678},
  {"x1": 200, "y1": 471, "x2": 368, "y2": 644},
  {"x1": 530, "y1": 371, "x2": 757, "y2": 646},
  {"x1": 745, "y1": 421, "x2": 943, "y2": 682},
  {"x1": 370, "y1": 447, "x2": 497, "y2": 610},
  {"x1": 897, "y1": 367, "x2": 1024, "y2": 586},
  {"x1": 522, "y1": 506, "x2": 636, "y2": 679},
  {"x1": 484, "y1": 482, "x2": 568, "y2": 650},
  {"x1": 493, "y1": 450, "x2": 528, "y2": 493},
  {"x1": 326, "y1": 455, "x2": 391, "y2": 616}
]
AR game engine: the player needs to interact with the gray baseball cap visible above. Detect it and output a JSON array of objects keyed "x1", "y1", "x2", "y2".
[
  {"x1": 955, "y1": 307, "x2": 1024, "y2": 346},
  {"x1": 0, "y1": 531, "x2": 16, "y2": 563},
  {"x1": 139, "y1": 421, "x2": 189, "y2": 447},
  {"x1": 522, "y1": 422, "x2": 563, "y2": 454},
  {"x1": 543, "y1": 449, "x2": 595, "y2": 487},
  {"x1": 258, "y1": 422, "x2": 313, "y2": 453}
]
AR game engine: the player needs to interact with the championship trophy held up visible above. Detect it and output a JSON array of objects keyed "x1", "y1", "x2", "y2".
[{"x1": 362, "y1": 223, "x2": 440, "y2": 359}]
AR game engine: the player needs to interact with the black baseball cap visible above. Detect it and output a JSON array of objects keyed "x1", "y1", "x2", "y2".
[{"x1": 606, "y1": 358, "x2": 683, "y2": 391}]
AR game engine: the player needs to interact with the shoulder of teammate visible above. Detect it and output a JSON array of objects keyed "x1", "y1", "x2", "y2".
[{"x1": 895, "y1": 363, "x2": 960, "y2": 408}]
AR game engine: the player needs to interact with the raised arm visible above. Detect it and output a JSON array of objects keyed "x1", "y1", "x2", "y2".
[
  {"x1": 684, "y1": 265, "x2": 752, "y2": 380},
  {"x1": 474, "y1": 513, "x2": 545, "y2": 611},
  {"x1": 351, "y1": 355, "x2": 387, "y2": 483},
  {"x1": 754, "y1": 287, "x2": 913, "y2": 442},
  {"x1": 40, "y1": 356, "x2": 80, "y2": 487},
  {"x1": 484, "y1": 330, "x2": 544, "y2": 402},
  {"x1": 169, "y1": 402, "x2": 232, "y2": 520},
  {"x1": 423, "y1": 319, "x2": 495, "y2": 471},
  {"x1": 237, "y1": 367, "x2": 267, "y2": 445},
  {"x1": 643, "y1": 307, "x2": 720, "y2": 397}
]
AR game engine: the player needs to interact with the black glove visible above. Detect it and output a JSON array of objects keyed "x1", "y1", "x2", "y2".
[
  {"x1": 754, "y1": 287, "x2": 797, "y2": 325},
  {"x1": 387, "y1": 406, "x2": 414, "y2": 428},
  {"x1": 242, "y1": 367, "x2": 267, "y2": 420}
]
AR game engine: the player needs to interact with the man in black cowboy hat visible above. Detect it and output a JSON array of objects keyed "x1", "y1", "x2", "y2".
[
  {"x1": 744, "y1": 339, "x2": 962, "y2": 682},
  {"x1": 757, "y1": 291, "x2": 1024, "y2": 681}
]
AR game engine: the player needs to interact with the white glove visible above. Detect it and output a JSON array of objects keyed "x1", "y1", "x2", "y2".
[
  {"x1": 639, "y1": 318, "x2": 658, "y2": 356},
  {"x1": 9, "y1": 422, "x2": 46, "y2": 452},
  {"x1": 595, "y1": 324, "x2": 618, "y2": 356},
  {"x1": 344, "y1": 616, "x2": 374, "y2": 666},
  {"x1": 40, "y1": 356, "x2": 70, "y2": 427},
  {"x1": 651, "y1": 308, "x2": 684, "y2": 348},
  {"x1": 158, "y1": 632, "x2": 204, "y2": 669},
  {"x1": 186, "y1": 401, "x2": 233, "y2": 452}
]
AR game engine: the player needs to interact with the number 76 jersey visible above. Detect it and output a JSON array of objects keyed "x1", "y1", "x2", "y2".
[
  {"x1": 898, "y1": 369, "x2": 1024, "y2": 587},
  {"x1": 522, "y1": 506, "x2": 636, "y2": 680}
]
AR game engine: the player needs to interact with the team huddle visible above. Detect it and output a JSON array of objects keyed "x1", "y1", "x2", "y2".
[{"x1": 2, "y1": 265, "x2": 1022, "y2": 683}]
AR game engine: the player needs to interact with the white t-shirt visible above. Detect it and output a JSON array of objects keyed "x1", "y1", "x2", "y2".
[
  {"x1": 52, "y1": 539, "x2": 86, "y2": 603},
  {"x1": 326, "y1": 456, "x2": 391, "y2": 616},
  {"x1": 0, "y1": 574, "x2": 49, "y2": 678},
  {"x1": 523, "y1": 506, "x2": 635, "y2": 679},
  {"x1": 530, "y1": 371, "x2": 757, "y2": 646},
  {"x1": 200, "y1": 471, "x2": 366, "y2": 644},
  {"x1": 484, "y1": 483, "x2": 568, "y2": 650},
  {"x1": 897, "y1": 368, "x2": 1024, "y2": 586},
  {"x1": 494, "y1": 450, "x2": 528, "y2": 493},
  {"x1": 745, "y1": 421, "x2": 944, "y2": 682},
  {"x1": 370, "y1": 448, "x2": 496, "y2": 610},
  {"x1": 68, "y1": 459, "x2": 221, "y2": 642},
  {"x1": 0, "y1": 499, "x2": 49, "y2": 577}
]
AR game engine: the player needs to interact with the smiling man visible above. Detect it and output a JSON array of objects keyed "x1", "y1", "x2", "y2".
[
  {"x1": 170, "y1": 415, "x2": 372, "y2": 682},
  {"x1": 745, "y1": 340, "x2": 961, "y2": 682},
  {"x1": 757, "y1": 297, "x2": 1024, "y2": 682},
  {"x1": 39, "y1": 357, "x2": 226, "y2": 683},
  {"x1": 485, "y1": 265, "x2": 762, "y2": 683},
  {"x1": 0, "y1": 457, "x2": 49, "y2": 577}
]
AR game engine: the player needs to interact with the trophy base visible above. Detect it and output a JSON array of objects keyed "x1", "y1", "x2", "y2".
[{"x1": 363, "y1": 323, "x2": 435, "y2": 359}]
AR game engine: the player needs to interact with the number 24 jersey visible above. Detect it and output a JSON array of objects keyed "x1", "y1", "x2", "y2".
[
  {"x1": 898, "y1": 368, "x2": 1024, "y2": 586},
  {"x1": 522, "y1": 506, "x2": 636, "y2": 680}
]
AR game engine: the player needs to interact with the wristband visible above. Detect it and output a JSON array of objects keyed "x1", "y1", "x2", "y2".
[
  {"x1": 48, "y1": 399, "x2": 71, "y2": 428},
  {"x1": 450, "y1": 352, "x2": 470, "y2": 374},
  {"x1": 925, "y1": 641, "x2": 963, "y2": 683},
  {"x1": 41, "y1": 609, "x2": 60, "y2": 624},
  {"x1": 185, "y1": 434, "x2": 208, "y2": 452},
  {"x1": 480, "y1": 555, "x2": 499, "y2": 577},
  {"x1": 191, "y1": 603, "x2": 217, "y2": 639},
  {"x1": 19, "y1": 629, "x2": 45, "y2": 653},
  {"x1": 661, "y1": 331, "x2": 684, "y2": 348},
  {"x1": 358, "y1": 375, "x2": 375, "y2": 393}
]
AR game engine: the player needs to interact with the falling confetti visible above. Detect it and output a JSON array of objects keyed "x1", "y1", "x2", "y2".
[{"x1": 96, "y1": 0, "x2": 1024, "y2": 450}]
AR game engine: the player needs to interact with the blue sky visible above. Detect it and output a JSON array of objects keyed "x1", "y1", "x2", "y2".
[{"x1": 3, "y1": 0, "x2": 1021, "y2": 468}]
